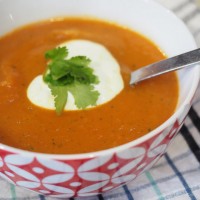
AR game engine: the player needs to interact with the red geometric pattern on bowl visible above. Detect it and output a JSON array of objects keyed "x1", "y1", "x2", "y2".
[{"x1": 0, "y1": 115, "x2": 183, "y2": 198}]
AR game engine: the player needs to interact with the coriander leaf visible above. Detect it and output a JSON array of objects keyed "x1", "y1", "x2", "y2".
[
  {"x1": 68, "y1": 82, "x2": 100, "y2": 109},
  {"x1": 44, "y1": 72, "x2": 74, "y2": 86},
  {"x1": 69, "y1": 65, "x2": 99, "y2": 84},
  {"x1": 43, "y1": 46, "x2": 100, "y2": 114},
  {"x1": 45, "y1": 47, "x2": 68, "y2": 60},
  {"x1": 68, "y1": 56, "x2": 91, "y2": 67},
  {"x1": 49, "y1": 85, "x2": 68, "y2": 115},
  {"x1": 48, "y1": 60, "x2": 71, "y2": 80}
]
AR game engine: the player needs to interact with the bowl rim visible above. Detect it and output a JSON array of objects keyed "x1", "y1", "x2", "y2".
[{"x1": 0, "y1": 0, "x2": 200, "y2": 160}]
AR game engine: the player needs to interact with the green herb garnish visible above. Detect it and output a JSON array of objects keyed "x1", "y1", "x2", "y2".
[{"x1": 43, "y1": 47, "x2": 100, "y2": 115}]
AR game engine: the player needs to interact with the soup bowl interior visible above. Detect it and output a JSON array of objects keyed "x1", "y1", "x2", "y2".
[
  {"x1": 0, "y1": 0, "x2": 199, "y2": 198},
  {"x1": 0, "y1": 0, "x2": 198, "y2": 111}
]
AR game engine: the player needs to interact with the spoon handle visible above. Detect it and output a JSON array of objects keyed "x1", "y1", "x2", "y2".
[{"x1": 130, "y1": 48, "x2": 200, "y2": 85}]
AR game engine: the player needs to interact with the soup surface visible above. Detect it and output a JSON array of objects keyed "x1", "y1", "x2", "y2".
[{"x1": 0, "y1": 18, "x2": 178, "y2": 154}]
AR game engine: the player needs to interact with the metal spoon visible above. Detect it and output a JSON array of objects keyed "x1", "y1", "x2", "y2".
[{"x1": 130, "y1": 48, "x2": 200, "y2": 85}]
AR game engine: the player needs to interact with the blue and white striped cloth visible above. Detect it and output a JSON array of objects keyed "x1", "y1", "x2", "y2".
[{"x1": 1, "y1": 0, "x2": 200, "y2": 199}]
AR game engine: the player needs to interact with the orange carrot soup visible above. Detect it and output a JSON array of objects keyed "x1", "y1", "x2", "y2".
[{"x1": 0, "y1": 18, "x2": 179, "y2": 154}]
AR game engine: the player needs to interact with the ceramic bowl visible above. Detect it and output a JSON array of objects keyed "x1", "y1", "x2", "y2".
[{"x1": 0, "y1": 0, "x2": 199, "y2": 198}]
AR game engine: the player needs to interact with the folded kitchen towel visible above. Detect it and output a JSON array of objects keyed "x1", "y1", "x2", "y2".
[{"x1": 0, "y1": 0, "x2": 200, "y2": 199}]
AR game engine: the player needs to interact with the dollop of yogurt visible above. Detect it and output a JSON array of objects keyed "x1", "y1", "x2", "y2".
[{"x1": 27, "y1": 40, "x2": 124, "y2": 111}]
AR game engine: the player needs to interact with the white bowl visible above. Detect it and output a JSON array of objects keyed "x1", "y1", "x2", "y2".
[{"x1": 0, "y1": 0, "x2": 199, "y2": 198}]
